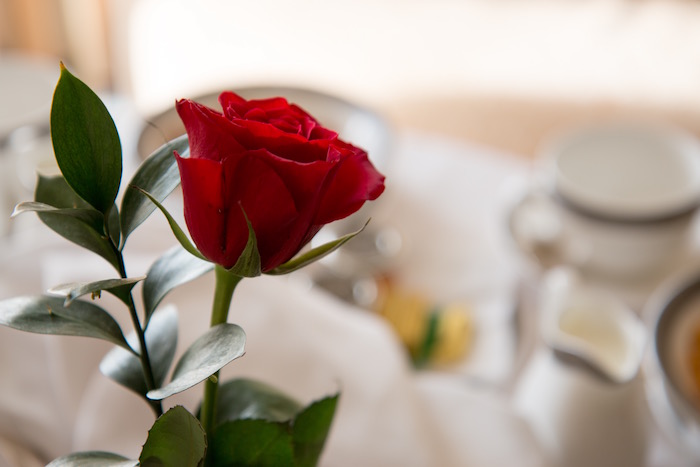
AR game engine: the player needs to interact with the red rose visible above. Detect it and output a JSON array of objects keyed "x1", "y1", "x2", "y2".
[{"x1": 175, "y1": 91, "x2": 385, "y2": 271}]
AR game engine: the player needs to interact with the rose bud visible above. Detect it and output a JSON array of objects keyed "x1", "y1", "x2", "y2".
[{"x1": 175, "y1": 91, "x2": 385, "y2": 272}]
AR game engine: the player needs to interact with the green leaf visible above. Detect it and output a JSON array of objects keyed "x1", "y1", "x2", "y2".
[
  {"x1": 100, "y1": 307, "x2": 178, "y2": 397},
  {"x1": 133, "y1": 186, "x2": 207, "y2": 262},
  {"x1": 48, "y1": 276, "x2": 144, "y2": 307},
  {"x1": 51, "y1": 63, "x2": 122, "y2": 214},
  {"x1": 107, "y1": 203, "x2": 121, "y2": 247},
  {"x1": 140, "y1": 406, "x2": 206, "y2": 467},
  {"x1": 147, "y1": 323, "x2": 245, "y2": 400},
  {"x1": 414, "y1": 311, "x2": 440, "y2": 368},
  {"x1": 32, "y1": 208, "x2": 120, "y2": 271},
  {"x1": 35, "y1": 173, "x2": 93, "y2": 209},
  {"x1": 0, "y1": 295, "x2": 132, "y2": 353},
  {"x1": 46, "y1": 451, "x2": 137, "y2": 467},
  {"x1": 209, "y1": 379, "x2": 337, "y2": 467},
  {"x1": 120, "y1": 134, "x2": 187, "y2": 247},
  {"x1": 292, "y1": 394, "x2": 339, "y2": 467},
  {"x1": 13, "y1": 201, "x2": 104, "y2": 232},
  {"x1": 142, "y1": 246, "x2": 213, "y2": 327},
  {"x1": 267, "y1": 220, "x2": 369, "y2": 276},
  {"x1": 227, "y1": 209, "x2": 261, "y2": 278},
  {"x1": 32, "y1": 176, "x2": 120, "y2": 271},
  {"x1": 209, "y1": 419, "x2": 294, "y2": 467},
  {"x1": 214, "y1": 378, "x2": 302, "y2": 426}
]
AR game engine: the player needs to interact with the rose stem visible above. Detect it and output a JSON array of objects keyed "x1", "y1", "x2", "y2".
[
  {"x1": 200, "y1": 265, "x2": 242, "y2": 441},
  {"x1": 116, "y1": 252, "x2": 163, "y2": 417}
]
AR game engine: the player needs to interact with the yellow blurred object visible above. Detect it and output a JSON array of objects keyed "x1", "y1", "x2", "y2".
[
  {"x1": 374, "y1": 277, "x2": 474, "y2": 367},
  {"x1": 375, "y1": 279, "x2": 429, "y2": 355},
  {"x1": 430, "y1": 303, "x2": 474, "y2": 366}
]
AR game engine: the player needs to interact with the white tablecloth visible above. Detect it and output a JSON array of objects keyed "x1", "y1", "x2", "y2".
[{"x1": 0, "y1": 123, "x2": 695, "y2": 466}]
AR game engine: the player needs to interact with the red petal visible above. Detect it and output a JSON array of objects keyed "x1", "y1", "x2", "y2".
[
  {"x1": 218, "y1": 91, "x2": 251, "y2": 119},
  {"x1": 176, "y1": 99, "x2": 245, "y2": 162},
  {"x1": 222, "y1": 119, "x2": 330, "y2": 163},
  {"x1": 223, "y1": 151, "x2": 299, "y2": 270},
  {"x1": 315, "y1": 144, "x2": 386, "y2": 224},
  {"x1": 218, "y1": 92, "x2": 334, "y2": 160},
  {"x1": 175, "y1": 154, "x2": 228, "y2": 265},
  {"x1": 255, "y1": 151, "x2": 333, "y2": 209}
]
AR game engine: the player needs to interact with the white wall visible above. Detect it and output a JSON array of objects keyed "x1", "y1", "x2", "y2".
[{"x1": 107, "y1": 0, "x2": 700, "y2": 156}]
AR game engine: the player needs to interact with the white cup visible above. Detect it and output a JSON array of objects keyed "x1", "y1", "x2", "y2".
[{"x1": 510, "y1": 121, "x2": 700, "y2": 279}]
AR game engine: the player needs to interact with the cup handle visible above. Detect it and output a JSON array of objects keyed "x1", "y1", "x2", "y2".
[{"x1": 507, "y1": 188, "x2": 590, "y2": 270}]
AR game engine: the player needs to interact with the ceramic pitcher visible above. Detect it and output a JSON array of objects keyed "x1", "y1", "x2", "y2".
[{"x1": 512, "y1": 268, "x2": 648, "y2": 467}]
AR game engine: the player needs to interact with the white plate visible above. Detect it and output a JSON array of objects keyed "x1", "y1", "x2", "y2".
[{"x1": 137, "y1": 85, "x2": 394, "y2": 174}]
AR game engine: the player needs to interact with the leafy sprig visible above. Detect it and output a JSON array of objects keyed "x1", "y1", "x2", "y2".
[{"x1": 0, "y1": 64, "x2": 339, "y2": 466}]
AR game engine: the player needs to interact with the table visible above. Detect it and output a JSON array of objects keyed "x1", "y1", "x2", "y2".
[{"x1": 0, "y1": 98, "x2": 696, "y2": 466}]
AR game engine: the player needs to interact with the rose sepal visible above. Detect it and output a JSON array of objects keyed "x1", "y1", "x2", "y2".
[
  {"x1": 138, "y1": 185, "x2": 263, "y2": 278},
  {"x1": 225, "y1": 208, "x2": 261, "y2": 278},
  {"x1": 267, "y1": 219, "x2": 370, "y2": 276},
  {"x1": 132, "y1": 186, "x2": 208, "y2": 262},
  {"x1": 120, "y1": 134, "x2": 187, "y2": 249}
]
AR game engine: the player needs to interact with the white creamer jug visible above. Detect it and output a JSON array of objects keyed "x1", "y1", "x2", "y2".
[{"x1": 512, "y1": 268, "x2": 648, "y2": 467}]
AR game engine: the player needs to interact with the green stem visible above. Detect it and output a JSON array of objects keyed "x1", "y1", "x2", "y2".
[
  {"x1": 116, "y1": 251, "x2": 163, "y2": 417},
  {"x1": 200, "y1": 266, "x2": 242, "y2": 442}
]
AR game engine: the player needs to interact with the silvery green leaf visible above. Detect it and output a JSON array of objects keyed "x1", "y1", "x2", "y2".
[
  {"x1": 139, "y1": 406, "x2": 206, "y2": 467},
  {"x1": 147, "y1": 323, "x2": 245, "y2": 400},
  {"x1": 51, "y1": 63, "x2": 122, "y2": 214},
  {"x1": 107, "y1": 203, "x2": 121, "y2": 248},
  {"x1": 46, "y1": 451, "x2": 137, "y2": 467},
  {"x1": 267, "y1": 219, "x2": 369, "y2": 276},
  {"x1": 0, "y1": 295, "x2": 132, "y2": 353},
  {"x1": 12, "y1": 201, "x2": 104, "y2": 232},
  {"x1": 120, "y1": 134, "x2": 187, "y2": 247},
  {"x1": 142, "y1": 246, "x2": 213, "y2": 327},
  {"x1": 49, "y1": 276, "x2": 144, "y2": 307},
  {"x1": 31, "y1": 176, "x2": 120, "y2": 271},
  {"x1": 34, "y1": 210, "x2": 121, "y2": 271},
  {"x1": 100, "y1": 306, "x2": 178, "y2": 397}
]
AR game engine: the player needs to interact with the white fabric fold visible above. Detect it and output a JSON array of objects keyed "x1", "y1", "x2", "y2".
[{"x1": 0, "y1": 131, "x2": 547, "y2": 466}]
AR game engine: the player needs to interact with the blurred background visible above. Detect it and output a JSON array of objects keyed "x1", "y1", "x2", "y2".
[
  {"x1": 3, "y1": 0, "x2": 700, "y2": 157},
  {"x1": 3, "y1": 1, "x2": 700, "y2": 466}
]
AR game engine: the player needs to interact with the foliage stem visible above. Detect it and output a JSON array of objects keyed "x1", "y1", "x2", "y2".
[
  {"x1": 116, "y1": 250, "x2": 163, "y2": 417},
  {"x1": 200, "y1": 266, "x2": 242, "y2": 445}
]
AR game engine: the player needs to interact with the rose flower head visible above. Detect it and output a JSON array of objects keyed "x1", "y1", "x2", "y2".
[{"x1": 175, "y1": 91, "x2": 386, "y2": 272}]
